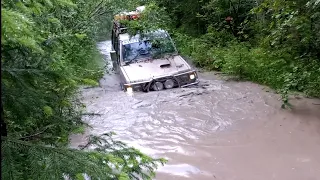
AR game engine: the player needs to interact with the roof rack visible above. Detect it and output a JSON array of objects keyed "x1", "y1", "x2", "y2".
[
  {"x1": 113, "y1": 21, "x2": 128, "y2": 35},
  {"x1": 113, "y1": 6, "x2": 145, "y2": 35}
]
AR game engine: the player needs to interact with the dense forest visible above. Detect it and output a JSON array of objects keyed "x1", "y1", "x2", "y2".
[
  {"x1": 153, "y1": 0, "x2": 320, "y2": 106},
  {"x1": 1, "y1": 0, "x2": 320, "y2": 179}
]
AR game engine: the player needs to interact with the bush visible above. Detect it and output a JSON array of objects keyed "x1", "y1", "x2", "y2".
[{"x1": 175, "y1": 35, "x2": 320, "y2": 98}]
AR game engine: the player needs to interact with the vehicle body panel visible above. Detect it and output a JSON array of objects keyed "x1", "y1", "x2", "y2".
[{"x1": 120, "y1": 55, "x2": 191, "y2": 83}]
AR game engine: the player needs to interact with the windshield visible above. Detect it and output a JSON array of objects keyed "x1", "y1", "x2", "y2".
[{"x1": 121, "y1": 33, "x2": 177, "y2": 62}]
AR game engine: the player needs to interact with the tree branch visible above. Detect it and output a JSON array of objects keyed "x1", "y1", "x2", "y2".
[
  {"x1": 81, "y1": 113, "x2": 103, "y2": 116},
  {"x1": 87, "y1": 0, "x2": 105, "y2": 18},
  {"x1": 19, "y1": 125, "x2": 54, "y2": 140}
]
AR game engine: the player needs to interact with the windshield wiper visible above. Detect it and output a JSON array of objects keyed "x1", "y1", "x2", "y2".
[
  {"x1": 126, "y1": 49, "x2": 150, "y2": 64},
  {"x1": 127, "y1": 54, "x2": 139, "y2": 64}
]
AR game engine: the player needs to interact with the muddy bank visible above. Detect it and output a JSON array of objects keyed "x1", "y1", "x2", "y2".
[{"x1": 70, "y1": 41, "x2": 320, "y2": 180}]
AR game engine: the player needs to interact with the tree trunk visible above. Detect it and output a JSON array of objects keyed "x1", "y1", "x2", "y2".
[{"x1": 1, "y1": 100, "x2": 7, "y2": 137}]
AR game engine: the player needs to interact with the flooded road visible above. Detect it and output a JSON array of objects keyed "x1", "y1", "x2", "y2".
[{"x1": 70, "y1": 41, "x2": 320, "y2": 180}]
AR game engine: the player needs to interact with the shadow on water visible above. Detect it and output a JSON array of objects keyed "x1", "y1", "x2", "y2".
[{"x1": 70, "y1": 41, "x2": 320, "y2": 180}]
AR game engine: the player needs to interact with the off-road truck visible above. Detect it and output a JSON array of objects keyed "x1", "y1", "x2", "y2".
[{"x1": 110, "y1": 6, "x2": 199, "y2": 92}]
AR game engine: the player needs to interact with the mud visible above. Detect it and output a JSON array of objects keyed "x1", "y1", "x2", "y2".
[{"x1": 70, "y1": 41, "x2": 320, "y2": 180}]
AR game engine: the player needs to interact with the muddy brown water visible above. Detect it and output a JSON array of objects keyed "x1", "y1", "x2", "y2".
[{"x1": 70, "y1": 41, "x2": 320, "y2": 180}]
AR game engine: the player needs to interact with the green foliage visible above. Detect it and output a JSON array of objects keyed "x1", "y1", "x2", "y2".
[
  {"x1": 154, "y1": 0, "x2": 257, "y2": 36},
  {"x1": 1, "y1": 8, "x2": 43, "y2": 53},
  {"x1": 176, "y1": 36, "x2": 320, "y2": 99},
  {"x1": 119, "y1": 3, "x2": 173, "y2": 36},
  {"x1": 2, "y1": 133, "x2": 166, "y2": 180},
  {"x1": 148, "y1": 36, "x2": 177, "y2": 58},
  {"x1": 2, "y1": 0, "x2": 105, "y2": 145},
  {"x1": 154, "y1": 0, "x2": 209, "y2": 35},
  {"x1": 251, "y1": 0, "x2": 320, "y2": 57}
]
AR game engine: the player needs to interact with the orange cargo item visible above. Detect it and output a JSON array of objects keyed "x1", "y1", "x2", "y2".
[
  {"x1": 114, "y1": 14, "x2": 129, "y2": 21},
  {"x1": 114, "y1": 9, "x2": 143, "y2": 21}
]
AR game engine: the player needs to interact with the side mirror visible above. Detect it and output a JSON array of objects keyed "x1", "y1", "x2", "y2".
[
  {"x1": 110, "y1": 50, "x2": 118, "y2": 72},
  {"x1": 110, "y1": 50, "x2": 117, "y2": 62}
]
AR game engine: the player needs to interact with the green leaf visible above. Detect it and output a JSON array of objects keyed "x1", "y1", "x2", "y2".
[
  {"x1": 72, "y1": 125, "x2": 86, "y2": 134},
  {"x1": 81, "y1": 78, "x2": 99, "y2": 86},
  {"x1": 75, "y1": 33, "x2": 87, "y2": 39},
  {"x1": 43, "y1": 106, "x2": 53, "y2": 117},
  {"x1": 76, "y1": 173, "x2": 85, "y2": 180}
]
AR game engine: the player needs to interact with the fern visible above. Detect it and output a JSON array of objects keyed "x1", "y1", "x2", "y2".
[{"x1": 2, "y1": 134, "x2": 166, "y2": 180}]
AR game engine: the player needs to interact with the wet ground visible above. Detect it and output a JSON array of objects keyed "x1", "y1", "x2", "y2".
[{"x1": 70, "y1": 41, "x2": 320, "y2": 180}]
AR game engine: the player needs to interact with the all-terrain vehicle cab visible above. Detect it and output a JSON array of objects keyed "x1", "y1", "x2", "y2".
[{"x1": 110, "y1": 6, "x2": 199, "y2": 92}]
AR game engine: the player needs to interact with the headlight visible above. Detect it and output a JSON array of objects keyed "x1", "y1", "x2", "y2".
[
  {"x1": 126, "y1": 86, "x2": 133, "y2": 93},
  {"x1": 189, "y1": 74, "x2": 195, "y2": 80},
  {"x1": 152, "y1": 82, "x2": 164, "y2": 91},
  {"x1": 164, "y1": 79, "x2": 174, "y2": 89}
]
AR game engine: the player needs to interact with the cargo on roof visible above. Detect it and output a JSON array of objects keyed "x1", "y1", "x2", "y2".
[
  {"x1": 112, "y1": 6, "x2": 146, "y2": 35},
  {"x1": 114, "y1": 6, "x2": 145, "y2": 21}
]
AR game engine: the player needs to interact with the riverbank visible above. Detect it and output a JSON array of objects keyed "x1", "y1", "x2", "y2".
[{"x1": 172, "y1": 32, "x2": 320, "y2": 106}]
